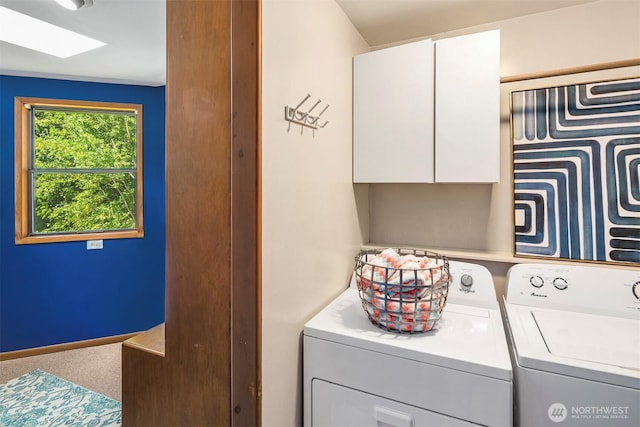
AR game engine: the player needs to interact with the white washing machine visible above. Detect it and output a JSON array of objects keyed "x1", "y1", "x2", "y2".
[
  {"x1": 503, "y1": 263, "x2": 640, "y2": 426},
  {"x1": 303, "y1": 260, "x2": 513, "y2": 426}
]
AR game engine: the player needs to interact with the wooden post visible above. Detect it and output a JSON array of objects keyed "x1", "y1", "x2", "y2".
[{"x1": 122, "y1": 1, "x2": 259, "y2": 425}]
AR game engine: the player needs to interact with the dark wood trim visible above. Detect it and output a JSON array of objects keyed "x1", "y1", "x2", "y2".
[
  {"x1": 257, "y1": 129, "x2": 263, "y2": 410},
  {"x1": 500, "y1": 58, "x2": 640, "y2": 83},
  {"x1": 0, "y1": 332, "x2": 139, "y2": 361},
  {"x1": 122, "y1": 344, "x2": 166, "y2": 425},
  {"x1": 122, "y1": 1, "x2": 260, "y2": 425},
  {"x1": 231, "y1": 1, "x2": 260, "y2": 425},
  {"x1": 122, "y1": 323, "x2": 165, "y2": 357},
  {"x1": 256, "y1": 0, "x2": 263, "y2": 421},
  {"x1": 165, "y1": 0, "x2": 232, "y2": 423}
]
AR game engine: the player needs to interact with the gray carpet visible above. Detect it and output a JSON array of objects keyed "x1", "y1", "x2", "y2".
[{"x1": 0, "y1": 342, "x2": 122, "y2": 401}]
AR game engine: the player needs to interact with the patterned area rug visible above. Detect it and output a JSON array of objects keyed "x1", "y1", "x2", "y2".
[{"x1": 0, "y1": 369, "x2": 121, "y2": 426}]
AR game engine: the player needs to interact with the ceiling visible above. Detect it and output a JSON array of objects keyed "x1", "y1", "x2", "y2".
[
  {"x1": 337, "y1": 0, "x2": 602, "y2": 46},
  {"x1": 0, "y1": 0, "x2": 166, "y2": 86},
  {"x1": 0, "y1": 0, "x2": 603, "y2": 86}
]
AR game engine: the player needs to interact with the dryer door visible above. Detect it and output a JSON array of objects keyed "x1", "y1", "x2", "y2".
[{"x1": 312, "y1": 379, "x2": 477, "y2": 426}]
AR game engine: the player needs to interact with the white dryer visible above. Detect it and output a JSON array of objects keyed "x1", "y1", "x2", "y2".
[
  {"x1": 503, "y1": 263, "x2": 640, "y2": 426},
  {"x1": 303, "y1": 260, "x2": 513, "y2": 426}
]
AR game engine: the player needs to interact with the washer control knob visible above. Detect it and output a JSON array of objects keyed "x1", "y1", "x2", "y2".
[
  {"x1": 530, "y1": 275, "x2": 544, "y2": 288},
  {"x1": 633, "y1": 282, "x2": 640, "y2": 300},
  {"x1": 460, "y1": 274, "x2": 473, "y2": 287},
  {"x1": 553, "y1": 277, "x2": 568, "y2": 290}
]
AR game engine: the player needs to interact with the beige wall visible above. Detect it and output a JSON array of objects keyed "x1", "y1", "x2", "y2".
[
  {"x1": 369, "y1": 0, "x2": 640, "y2": 256},
  {"x1": 261, "y1": 0, "x2": 368, "y2": 425}
]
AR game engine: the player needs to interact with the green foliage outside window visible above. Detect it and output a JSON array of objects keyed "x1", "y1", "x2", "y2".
[{"x1": 31, "y1": 108, "x2": 138, "y2": 234}]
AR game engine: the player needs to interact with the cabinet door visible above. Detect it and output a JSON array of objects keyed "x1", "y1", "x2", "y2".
[
  {"x1": 353, "y1": 39, "x2": 435, "y2": 183},
  {"x1": 435, "y1": 30, "x2": 500, "y2": 183}
]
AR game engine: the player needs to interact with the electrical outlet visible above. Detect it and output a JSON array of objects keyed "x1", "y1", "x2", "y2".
[{"x1": 87, "y1": 240, "x2": 103, "y2": 250}]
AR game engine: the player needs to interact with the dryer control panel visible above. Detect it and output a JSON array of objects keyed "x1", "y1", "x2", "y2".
[
  {"x1": 446, "y1": 260, "x2": 499, "y2": 309},
  {"x1": 504, "y1": 263, "x2": 640, "y2": 319}
]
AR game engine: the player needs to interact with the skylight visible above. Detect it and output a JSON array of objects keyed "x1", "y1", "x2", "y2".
[{"x1": 0, "y1": 6, "x2": 105, "y2": 59}]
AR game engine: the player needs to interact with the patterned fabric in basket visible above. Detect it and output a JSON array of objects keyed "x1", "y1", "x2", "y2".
[{"x1": 355, "y1": 248, "x2": 450, "y2": 333}]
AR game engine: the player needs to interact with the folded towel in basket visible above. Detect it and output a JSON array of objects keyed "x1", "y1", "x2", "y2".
[
  {"x1": 357, "y1": 248, "x2": 446, "y2": 300},
  {"x1": 355, "y1": 248, "x2": 449, "y2": 333}
]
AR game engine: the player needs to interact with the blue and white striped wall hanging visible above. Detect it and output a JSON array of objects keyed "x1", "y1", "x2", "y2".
[{"x1": 511, "y1": 76, "x2": 640, "y2": 264}]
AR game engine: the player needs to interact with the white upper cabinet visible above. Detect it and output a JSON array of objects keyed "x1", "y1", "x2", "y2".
[
  {"x1": 435, "y1": 30, "x2": 500, "y2": 183},
  {"x1": 353, "y1": 30, "x2": 500, "y2": 184},
  {"x1": 353, "y1": 39, "x2": 435, "y2": 183}
]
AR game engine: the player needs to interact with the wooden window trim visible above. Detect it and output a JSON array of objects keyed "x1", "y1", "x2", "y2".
[{"x1": 14, "y1": 97, "x2": 144, "y2": 244}]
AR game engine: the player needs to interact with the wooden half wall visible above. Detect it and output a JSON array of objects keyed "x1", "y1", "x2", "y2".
[{"x1": 122, "y1": 1, "x2": 260, "y2": 425}]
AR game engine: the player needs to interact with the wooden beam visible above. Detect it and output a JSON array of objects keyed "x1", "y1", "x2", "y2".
[
  {"x1": 123, "y1": 1, "x2": 260, "y2": 424},
  {"x1": 231, "y1": 1, "x2": 260, "y2": 426}
]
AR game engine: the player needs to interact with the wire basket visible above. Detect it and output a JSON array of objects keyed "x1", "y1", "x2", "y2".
[{"x1": 354, "y1": 248, "x2": 450, "y2": 334}]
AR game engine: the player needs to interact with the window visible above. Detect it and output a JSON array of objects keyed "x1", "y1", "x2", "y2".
[{"x1": 15, "y1": 97, "x2": 143, "y2": 244}]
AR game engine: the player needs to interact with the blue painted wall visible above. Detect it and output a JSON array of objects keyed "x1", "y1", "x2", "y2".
[{"x1": 0, "y1": 75, "x2": 166, "y2": 352}]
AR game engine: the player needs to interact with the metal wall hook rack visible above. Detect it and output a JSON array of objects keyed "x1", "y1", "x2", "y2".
[{"x1": 285, "y1": 94, "x2": 330, "y2": 133}]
